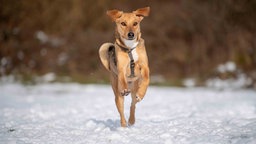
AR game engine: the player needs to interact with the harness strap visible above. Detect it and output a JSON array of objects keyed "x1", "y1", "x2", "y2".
[
  {"x1": 128, "y1": 49, "x2": 136, "y2": 78},
  {"x1": 115, "y1": 42, "x2": 136, "y2": 78}
]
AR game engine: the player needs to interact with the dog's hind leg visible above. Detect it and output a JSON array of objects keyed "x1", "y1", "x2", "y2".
[{"x1": 111, "y1": 74, "x2": 127, "y2": 127}]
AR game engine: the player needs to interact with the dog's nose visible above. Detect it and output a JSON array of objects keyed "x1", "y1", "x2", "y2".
[{"x1": 128, "y1": 32, "x2": 134, "y2": 39}]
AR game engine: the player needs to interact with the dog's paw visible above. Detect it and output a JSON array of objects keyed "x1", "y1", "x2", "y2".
[
  {"x1": 136, "y1": 95, "x2": 142, "y2": 102},
  {"x1": 121, "y1": 89, "x2": 130, "y2": 96}
]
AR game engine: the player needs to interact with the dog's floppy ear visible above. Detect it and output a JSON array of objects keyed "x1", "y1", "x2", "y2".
[
  {"x1": 133, "y1": 7, "x2": 150, "y2": 17},
  {"x1": 106, "y1": 9, "x2": 123, "y2": 22}
]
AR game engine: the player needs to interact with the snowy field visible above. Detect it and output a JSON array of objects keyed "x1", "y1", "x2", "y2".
[{"x1": 1, "y1": 82, "x2": 256, "y2": 144}]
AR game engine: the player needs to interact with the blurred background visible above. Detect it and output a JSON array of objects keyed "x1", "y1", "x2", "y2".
[{"x1": 1, "y1": 0, "x2": 256, "y2": 88}]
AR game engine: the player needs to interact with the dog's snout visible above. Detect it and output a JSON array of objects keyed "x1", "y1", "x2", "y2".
[{"x1": 128, "y1": 32, "x2": 134, "y2": 39}]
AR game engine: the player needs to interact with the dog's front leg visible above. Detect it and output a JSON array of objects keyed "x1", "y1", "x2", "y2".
[
  {"x1": 115, "y1": 95, "x2": 127, "y2": 127},
  {"x1": 118, "y1": 69, "x2": 130, "y2": 96},
  {"x1": 136, "y1": 64, "x2": 150, "y2": 102},
  {"x1": 111, "y1": 74, "x2": 127, "y2": 127},
  {"x1": 129, "y1": 90, "x2": 138, "y2": 126}
]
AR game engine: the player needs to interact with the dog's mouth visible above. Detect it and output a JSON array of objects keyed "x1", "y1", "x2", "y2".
[
  {"x1": 125, "y1": 35, "x2": 137, "y2": 41},
  {"x1": 122, "y1": 35, "x2": 136, "y2": 41},
  {"x1": 128, "y1": 37, "x2": 135, "y2": 40}
]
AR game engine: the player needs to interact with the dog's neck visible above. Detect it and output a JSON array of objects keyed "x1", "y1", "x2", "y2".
[
  {"x1": 115, "y1": 37, "x2": 139, "y2": 67},
  {"x1": 115, "y1": 31, "x2": 140, "y2": 50},
  {"x1": 116, "y1": 37, "x2": 139, "y2": 51},
  {"x1": 122, "y1": 38, "x2": 138, "y2": 49}
]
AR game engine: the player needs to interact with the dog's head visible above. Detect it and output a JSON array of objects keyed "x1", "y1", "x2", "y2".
[{"x1": 107, "y1": 7, "x2": 150, "y2": 42}]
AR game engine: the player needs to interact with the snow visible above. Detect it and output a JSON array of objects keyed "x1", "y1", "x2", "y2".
[
  {"x1": 206, "y1": 74, "x2": 252, "y2": 89},
  {"x1": 36, "y1": 31, "x2": 49, "y2": 44},
  {"x1": 1, "y1": 82, "x2": 256, "y2": 144},
  {"x1": 35, "y1": 30, "x2": 64, "y2": 47},
  {"x1": 36, "y1": 73, "x2": 56, "y2": 83},
  {"x1": 183, "y1": 78, "x2": 196, "y2": 88},
  {"x1": 217, "y1": 61, "x2": 236, "y2": 73}
]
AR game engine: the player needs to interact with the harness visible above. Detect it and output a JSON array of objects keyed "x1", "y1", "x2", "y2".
[{"x1": 115, "y1": 42, "x2": 136, "y2": 78}]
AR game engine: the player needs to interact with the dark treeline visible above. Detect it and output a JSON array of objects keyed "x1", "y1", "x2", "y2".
[{"x1": 0, "y1": 0, "x2": 256, "y2": 86}]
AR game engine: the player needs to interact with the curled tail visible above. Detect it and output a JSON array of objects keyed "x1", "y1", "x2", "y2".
[{"x1": 99, "y1": 43, "x2": 116, "y2": 72}]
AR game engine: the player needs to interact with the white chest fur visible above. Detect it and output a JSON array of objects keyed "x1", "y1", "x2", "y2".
[
  {"x1": 123, "y1": 38, "x2": 138, "y2": 49},
  {"x1": 122, "y1": 39, "x2": 139, "y2": 62},
  {"x1": 124, "y1": 39, "x2": 138, "y2": 48},
  {"x1": 131, "y1": 48, "x2": 139, "y2": 62}
]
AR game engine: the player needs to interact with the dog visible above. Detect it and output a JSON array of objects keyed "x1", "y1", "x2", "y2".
[{"x1": 99, "y1": 7, "x2": 150, "y2": 127}]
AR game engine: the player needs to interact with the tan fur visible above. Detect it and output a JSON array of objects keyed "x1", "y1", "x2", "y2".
[{"x1": 99, "y1": 7, "x2": 150, "y2": 127}]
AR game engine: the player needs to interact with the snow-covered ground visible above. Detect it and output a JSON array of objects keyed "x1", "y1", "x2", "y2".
[{"x1": 1, "y1": 83, "x2": 256, "y2": 144}]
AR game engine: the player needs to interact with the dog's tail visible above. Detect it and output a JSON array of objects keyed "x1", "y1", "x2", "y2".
[{"x1": 99, "y1": 43, "x2": 115, "y2": 71}]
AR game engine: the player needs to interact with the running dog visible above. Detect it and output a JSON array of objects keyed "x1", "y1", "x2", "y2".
[{"x1": 99, "y1": 7, "x2": 150, "y2": 127}]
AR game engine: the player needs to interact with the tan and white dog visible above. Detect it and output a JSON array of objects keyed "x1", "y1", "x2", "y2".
[{"x1": 99, "y1": 7, "x2": 150, "y2": 127}]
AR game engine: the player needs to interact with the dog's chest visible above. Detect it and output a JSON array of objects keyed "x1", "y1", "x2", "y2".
[
  {"x1": 131, "y1": 48, "x2": 139, "y2": 62},
  {"x1": 125, "y1": 48, "x2": 140, "y2": 81},
  {"x1": 123, "y1": 39, "x2": 139, "y2": 62}
]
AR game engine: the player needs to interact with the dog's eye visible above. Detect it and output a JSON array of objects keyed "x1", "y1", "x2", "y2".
[
  {"x1": 133, "y1": 22, "x2": 138, "y2": 26},
  {"x1": 121, "y1": 22, "x2": 126, "y2": 26}
]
